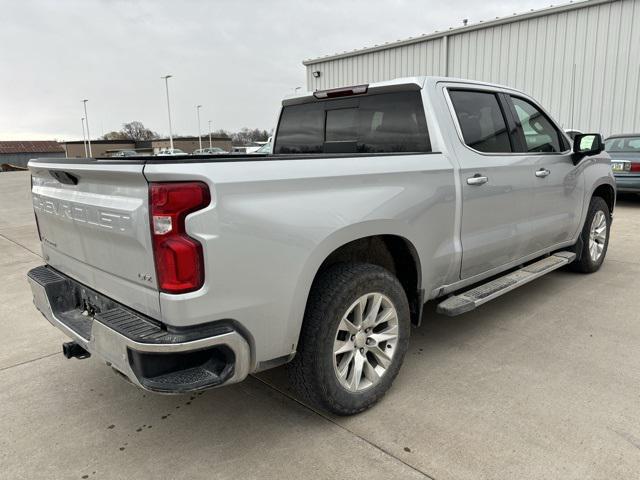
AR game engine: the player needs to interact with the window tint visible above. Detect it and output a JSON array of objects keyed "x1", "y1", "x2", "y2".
[
  {"x1": 274, "y1": 91, "x2": 431, "y2": 154},
  {"x1": 449, "y1": 90, "x2": 512, "y2": 153},
  {"x1": 357, "y1": 92, "x2": 430, "y2": 153},
  {"x1": 511, "y1": 97, "x2": 562, "y2": 152},
  {"x1": 326, "y1": 108, "x2": 358, "y2": 141},
  {"x1": 274, "y1": 102, "x2": 323, "y2": 154}
]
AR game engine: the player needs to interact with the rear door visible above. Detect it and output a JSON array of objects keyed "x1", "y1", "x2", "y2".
[
  {"x1": 29, "y1": 159, "x2": 160, "y2": 318},
  {"x1": 506, "y1": 95, "x2": 584, "y2": 252},
  {"x1": 446, "y1": 87, "x2": 534, "y2": 279}
]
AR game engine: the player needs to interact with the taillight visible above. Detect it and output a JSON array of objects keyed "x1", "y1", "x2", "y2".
[
  {"x1": 149, "y1": 182, "x2": 211, "y2": 294},
  {"x1": 631, "y1": 162, "x2": 640, "y2": 172}
]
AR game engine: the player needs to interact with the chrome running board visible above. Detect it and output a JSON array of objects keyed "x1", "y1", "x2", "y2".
[{"x1": 437, "y1": 251, "x2": 576, "y2": 316}]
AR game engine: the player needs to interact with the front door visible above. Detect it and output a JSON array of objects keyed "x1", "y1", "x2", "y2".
[
  {"x1": 447, "y1": 88, "x2": 535, "y2": 279},
  {"x1": 506, "y1": 95, "x2": 585, "y2": 253}
]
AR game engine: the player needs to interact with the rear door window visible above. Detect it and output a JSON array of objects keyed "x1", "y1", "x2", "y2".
[
  {"x1": 448, "y1": 90, "x2": 513, "y2": 153},
  {"x1": 274, "y1": 91, "x2": 431, "y2": 154}
]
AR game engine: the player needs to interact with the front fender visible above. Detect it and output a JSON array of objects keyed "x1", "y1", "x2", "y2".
[{"x1": 574, "y1": 153, "x2": 616, "y2": 239}]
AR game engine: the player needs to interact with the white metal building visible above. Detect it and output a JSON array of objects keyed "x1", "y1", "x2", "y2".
[{"x1": 303, "y1": 0, "x2": 640, "y2": 137}]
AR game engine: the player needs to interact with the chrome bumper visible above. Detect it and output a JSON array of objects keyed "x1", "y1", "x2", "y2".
[
  {"x1": 614, "y1": 175, "x2": 640, "y2": 193},
  {"x1": 28, "y1": 266, "x2": 251, "y2": 393}
]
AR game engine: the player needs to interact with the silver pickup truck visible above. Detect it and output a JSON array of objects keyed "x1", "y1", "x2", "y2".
[{"x1": 27, "y1": 77, "x2": 615, "y2": 415}]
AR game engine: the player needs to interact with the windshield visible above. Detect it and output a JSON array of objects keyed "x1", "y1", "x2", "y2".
[{"x1": 605, "y1": 136, "x2": 640, "y2": 152}]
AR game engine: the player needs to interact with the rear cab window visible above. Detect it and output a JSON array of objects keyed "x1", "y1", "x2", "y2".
[
  {"x1": 273, "y1": 103, "x2": 324, "y2": 154},
  {"x1": 274, "y1": 91, "x2": 431, "y2": 155}
]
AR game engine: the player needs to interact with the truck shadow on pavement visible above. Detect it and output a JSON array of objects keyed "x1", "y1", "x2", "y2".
[{"x1": 259, "y1": 263, "x2": 586, "y2": 407}]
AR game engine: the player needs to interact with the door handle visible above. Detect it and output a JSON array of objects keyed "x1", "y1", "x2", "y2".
[
  {"x1": 535, "y1": 168, "x2": 551, "y2": 178},
  {"x1": 467, "y1": 174, "x2": 488, "y2": 186}
]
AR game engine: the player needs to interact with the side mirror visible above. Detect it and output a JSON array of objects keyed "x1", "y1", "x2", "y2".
[{"x1": 572, "y1": 133, "x2": 604, "y2": 164}]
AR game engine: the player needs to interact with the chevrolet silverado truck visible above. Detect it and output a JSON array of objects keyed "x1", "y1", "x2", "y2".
[{"x1": 27, "y1": 77, "x2": 615, "y2": 415}]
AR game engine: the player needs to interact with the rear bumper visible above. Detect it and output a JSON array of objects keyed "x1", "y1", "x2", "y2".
[
  {"x1": 614, "y1": 175, "x2": 640, "y2": 193},
  {"x1": 27, "y1": 265, "x2": 251, "y2": 393}
]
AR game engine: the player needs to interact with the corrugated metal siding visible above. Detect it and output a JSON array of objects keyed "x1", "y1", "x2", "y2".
[
  {"x1": 308, "y1": 38, "x2": 446, "y2": 90},
  {"x1": 305, "y1": 0, "x2": 640, "y2": 136}
]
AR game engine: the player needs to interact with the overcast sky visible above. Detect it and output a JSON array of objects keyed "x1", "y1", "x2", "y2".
[{"x1": 1, "y1": 0, "x2": 551, "y2": 140}]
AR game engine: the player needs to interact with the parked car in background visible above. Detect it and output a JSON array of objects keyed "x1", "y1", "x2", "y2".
[
  {"x1": 605, "y1": 134, "x2": 640, "y2": 194},
  {"x1": 111, "y1": 150, "x2": 138, "y2": 157},
  {"x1": 156, "y1": 148, "x2": 188, "y2": 156},
  {"x1": 193, "y1": 147, "x2": 228, "y2": 155},
  {"x1": 26, "y1": 77, "x2": 615, "y2": 416},
  {"x1": 565, "y1": 129, "x2": 583, "y2": 141}
]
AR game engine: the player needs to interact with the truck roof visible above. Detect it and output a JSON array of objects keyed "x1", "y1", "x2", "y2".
[{"x1": 284, "y1": 76, "x2": 527, "y2": 105}]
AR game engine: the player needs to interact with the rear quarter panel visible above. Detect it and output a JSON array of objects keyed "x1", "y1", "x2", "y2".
[{"x1": 143, "y1": 153, "x2": 457, "y2": 366}]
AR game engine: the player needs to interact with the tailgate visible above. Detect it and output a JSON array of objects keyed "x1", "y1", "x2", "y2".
[{"x1": 29, "y1": 159, "x2": 160, "y2": 319}]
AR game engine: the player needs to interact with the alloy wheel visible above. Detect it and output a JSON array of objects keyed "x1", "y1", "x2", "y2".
[
  {"x1": 588, "y1": 210, "x2": 607, "y2": 262},
  {"x1": 332, "y1": 292, "x2": 399, "y2": 392}
]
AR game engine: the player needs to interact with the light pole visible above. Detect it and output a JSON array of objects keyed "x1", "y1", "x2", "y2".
[
  {"x1": 208, "y1": 120, "x2": 212, "y2": 149},
  {"x1": 82, "y1": 99, "x2": 92, "y2": 156},
  {"x1": 196, "y1": 104, "x2": 202, "y2": 150},
  {"x1": 81, "y1": 117, "x2": 88, "y2": 157},
  {"x1": 161, "y1": 75, "x2": 174, "y2": 151}
]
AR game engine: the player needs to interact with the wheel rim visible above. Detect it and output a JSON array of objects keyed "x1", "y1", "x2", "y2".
[
  {"x1": 332, "y1": 292, "x2": 399, "y2": 392},
  {"x1": 588, "y1": 210, "x2": 607, "y2": 262}
]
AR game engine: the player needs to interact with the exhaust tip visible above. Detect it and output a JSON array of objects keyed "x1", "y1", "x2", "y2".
[{"x1": 62, "y1": 341, "x2": 90, "y2": 359}]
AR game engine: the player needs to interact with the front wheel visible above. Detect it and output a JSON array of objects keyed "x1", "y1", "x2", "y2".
[
  {"x1": 570, "y1": 196, "x2": 611, "y2": 273},
  {"x1": 288, "y1": 263, "x2": 410, "y2": 415}
]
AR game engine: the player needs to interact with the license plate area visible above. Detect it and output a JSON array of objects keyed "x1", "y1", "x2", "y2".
[{"x1": 612, "y1": 161, "x2": 630, "y2": 172}]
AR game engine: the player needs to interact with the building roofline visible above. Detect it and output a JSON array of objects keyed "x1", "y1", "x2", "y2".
[
  {"x1": 63, "y1": 136, "x2": 231, "y2": 145},
  {"x1": 63, "y1": 139, "x2": 135, "y2": 145},
  {"x1": 302, "y1": 0, "x2": 617, "y2": 66},
  {"x1": 0, "y1": 140, "x2": 64, "y2": 154}
]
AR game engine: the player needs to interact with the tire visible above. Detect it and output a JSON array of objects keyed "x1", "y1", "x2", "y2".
[
  {"x1": 288, "y1": 263, "x2": 411, "y2": 415},
  {"x1": 569, "y1": 196, "x2": 611, "y2": 273}
]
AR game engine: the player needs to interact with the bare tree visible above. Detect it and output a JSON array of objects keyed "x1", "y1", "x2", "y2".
[
  {"x1": 231, "y1": 128, "x2": 271, "y2": 145},
  {"x1": 102, "y1": 130, "x2": 128, "y2": 140},
  {"x1": 101, "y1": 121, "x2": 158, "y2": 141},
  {"x1": 121, "y1": 121, "x2": 158, "y2": 141}
]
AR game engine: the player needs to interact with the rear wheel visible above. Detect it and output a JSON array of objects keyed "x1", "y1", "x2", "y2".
[
  {"x1": 288, "y1": 263, "x2": 410, "y2": 415},
  {"x1": 570, "y1": 196, "x2": 611, "y2": 273}
]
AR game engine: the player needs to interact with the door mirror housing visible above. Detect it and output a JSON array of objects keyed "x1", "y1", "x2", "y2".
[{"x1": 572, "y1": 133, "x2": 604, "y2": 164}]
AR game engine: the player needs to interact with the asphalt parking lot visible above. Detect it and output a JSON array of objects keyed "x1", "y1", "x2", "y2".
[{"x1": 1, "y1": 170, "x2": 639, "y2": 480}]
